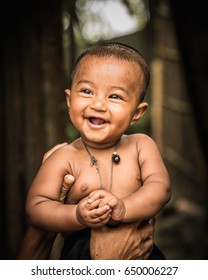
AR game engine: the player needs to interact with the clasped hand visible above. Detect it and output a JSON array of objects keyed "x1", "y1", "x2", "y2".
[{"x1": 76, "y1": 190, "x2": 126, "y2": 228}]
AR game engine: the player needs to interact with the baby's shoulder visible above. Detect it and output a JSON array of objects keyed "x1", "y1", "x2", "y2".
[
  {"x1": 47, "y1": 138, "x2": 82, "y2": 161},
  {"x1": 123, "y1": 134, "x2": 158, "y2": 153},
  {"x1": 125, "y1": 133, "x2": 154, "y2": 144}
]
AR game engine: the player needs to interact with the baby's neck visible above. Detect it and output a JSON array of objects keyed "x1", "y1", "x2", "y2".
[{"x1": 81, "y1": 137, "x2": 122, "y2": 150}]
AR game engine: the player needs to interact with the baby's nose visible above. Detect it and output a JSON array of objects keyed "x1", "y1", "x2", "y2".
[{"x1": 90, "y1": 96, "x2": 107, "y2": 112}]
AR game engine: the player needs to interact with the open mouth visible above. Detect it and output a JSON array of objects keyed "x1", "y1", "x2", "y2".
[{"x1": 89, "y1": 117, "x2": 107, "y2": 126}]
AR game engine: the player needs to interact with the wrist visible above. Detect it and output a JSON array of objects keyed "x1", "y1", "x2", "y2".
[
  {"x1": 75, "y1": 206, "x2": 87, "y2": 228},
  {"x1": 119, "y1": 199, "x2": 126, "y2": 222}
]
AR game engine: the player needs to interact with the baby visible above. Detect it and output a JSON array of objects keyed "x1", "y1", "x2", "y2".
[{"x1": 25, "y1": 42, "x2": 171, "y2": 259}]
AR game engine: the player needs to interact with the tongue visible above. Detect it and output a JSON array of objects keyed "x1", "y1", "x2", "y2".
[{"x1": 90, "y1": 117, "x2": 105, "y2": 125}]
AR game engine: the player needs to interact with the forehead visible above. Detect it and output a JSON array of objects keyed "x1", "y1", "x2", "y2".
[{"x1": 73, "y1": 55, "x2": 143, "y2": 84}]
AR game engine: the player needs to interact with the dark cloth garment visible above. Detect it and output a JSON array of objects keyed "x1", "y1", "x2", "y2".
[
  {"x1": 149, "y1": 244, "x2": 166, "y2": 260},
  {"x1": 61, "y1": 229, "x2": 91, "y2": 260},
  {"x1": 60, "y1": 228, "x2": 165, "y2": 260}
]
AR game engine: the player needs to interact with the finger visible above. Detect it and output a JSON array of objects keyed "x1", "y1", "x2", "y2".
[
  {"x1": 91, "y1": 204, "x2": 111, "y2": 217},
  {"x1": 88, "y1": 210, "x2": 112, "y2": 227},
  {"x1": 90, "y1": 217, "x2": 111, "y2": 228},
  {"x1": 84, "y1": 199, "x2": 102, "y2": 211},
  {"x1": 137, "y1": 221, "x2": 154, "y2": 242},
  {"x1": 63, "y1": 174, "x2": 75, "y2": 187},
  {"x1": 60, "y1": 174, "x2": 75, "y2": 203},
  {"x1": 149, "y1": 217, "x2": 156, "y2": 226},
  {"x1": 42, "y1": 142, "x2": 68, "y2": 163},
  {"x1": 141, "y1": 236, "x2": 154, "y2": 259},
  {"x1": 88, "y1": 190, "x2": 106, "y2": 203},
  {"x1": 130, "y1": 237, "x2": 153, "y2": 260},
  {"x1": 107, "y1": 197, "x2": 118, "y2": 208},
  {"x1": 79, "y1": 205, "x2": 111, "y2": 228}
]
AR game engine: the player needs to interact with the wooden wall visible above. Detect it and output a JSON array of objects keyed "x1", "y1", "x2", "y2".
[
  {"x1": 151, "y1": 0, "x2": 208, "y2": 259},
  {"x1": 0, "y1": 0, "x2": 69, "y2": 259}
]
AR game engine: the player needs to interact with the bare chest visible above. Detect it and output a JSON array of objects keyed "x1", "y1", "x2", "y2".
[{"x1": 65, "y1": 159, "x2": 142, "y2": 204}]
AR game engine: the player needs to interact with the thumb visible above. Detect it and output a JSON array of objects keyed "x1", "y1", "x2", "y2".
[
  {"x1": 64, "y1": 174, "x2": 75, "y2": 185},
  {"x1": 60, "y1": 174, "x2": 75, "y2": 203}
]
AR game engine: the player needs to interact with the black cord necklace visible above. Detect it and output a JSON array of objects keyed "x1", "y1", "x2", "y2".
[{"x1": 82, "y1": 140, "x2": 120, "y2": 192}]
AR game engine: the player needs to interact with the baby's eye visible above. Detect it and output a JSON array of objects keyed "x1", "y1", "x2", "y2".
[
  {"x1": 80, "y1": 89, "x2": 92, "y2": 95},
  {"x1": 109, "y1": 94, "x2": 122, "y2": 100}
]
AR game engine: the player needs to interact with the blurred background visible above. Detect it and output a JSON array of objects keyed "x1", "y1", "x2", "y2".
[{"x1": 0, "y1": 0, "x2": 208, "y2": 259}]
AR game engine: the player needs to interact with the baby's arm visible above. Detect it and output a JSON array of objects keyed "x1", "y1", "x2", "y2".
[
  {"x1": 26, "y1": 145, "x2": 113, "y2": 232},
  {"x1": 87, "y1": 135, "x2": 171, "y2": 224},
  {"x1": 25, "y1": 147, "x2": 84, "y2": 233},
  {"x1": 122, "y1": 134, "x2": 171, "y2": 222}
]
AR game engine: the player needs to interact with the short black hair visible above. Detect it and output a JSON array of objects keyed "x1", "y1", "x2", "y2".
[{"x1": 72, "y1": 42, "x2": 150, "y2": 102}]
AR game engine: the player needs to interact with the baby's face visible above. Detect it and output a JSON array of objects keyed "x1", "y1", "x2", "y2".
[{"x1": 67, "y1": 56, "x2": 146, "y2": 147}]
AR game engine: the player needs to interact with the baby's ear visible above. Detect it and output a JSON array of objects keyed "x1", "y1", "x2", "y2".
[
  {"x1": 130, "y1": 102, "x2": 148, "y2": 125},
  {"x1": 65, "y1": 89, "x2": 71, "y2": 109}
]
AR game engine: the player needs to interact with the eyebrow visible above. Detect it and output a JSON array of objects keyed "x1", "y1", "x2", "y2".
[
  {"x1": 77, "y1": 80, "x2": 128, "y2": 92},
  {"x1": 110, "y1": 86, "x2": 129, "y2": 95},
  {"x1": 76, "y1": 80, "x2": 94, "y2": 86}
]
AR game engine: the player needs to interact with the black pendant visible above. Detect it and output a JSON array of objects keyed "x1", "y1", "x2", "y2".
[
  {"x1": 90, "y1": 155, "x2": 98, "y2": 165},
  {"x1": 112, "y1": 152, "x2": 120, "y2": 164}
]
